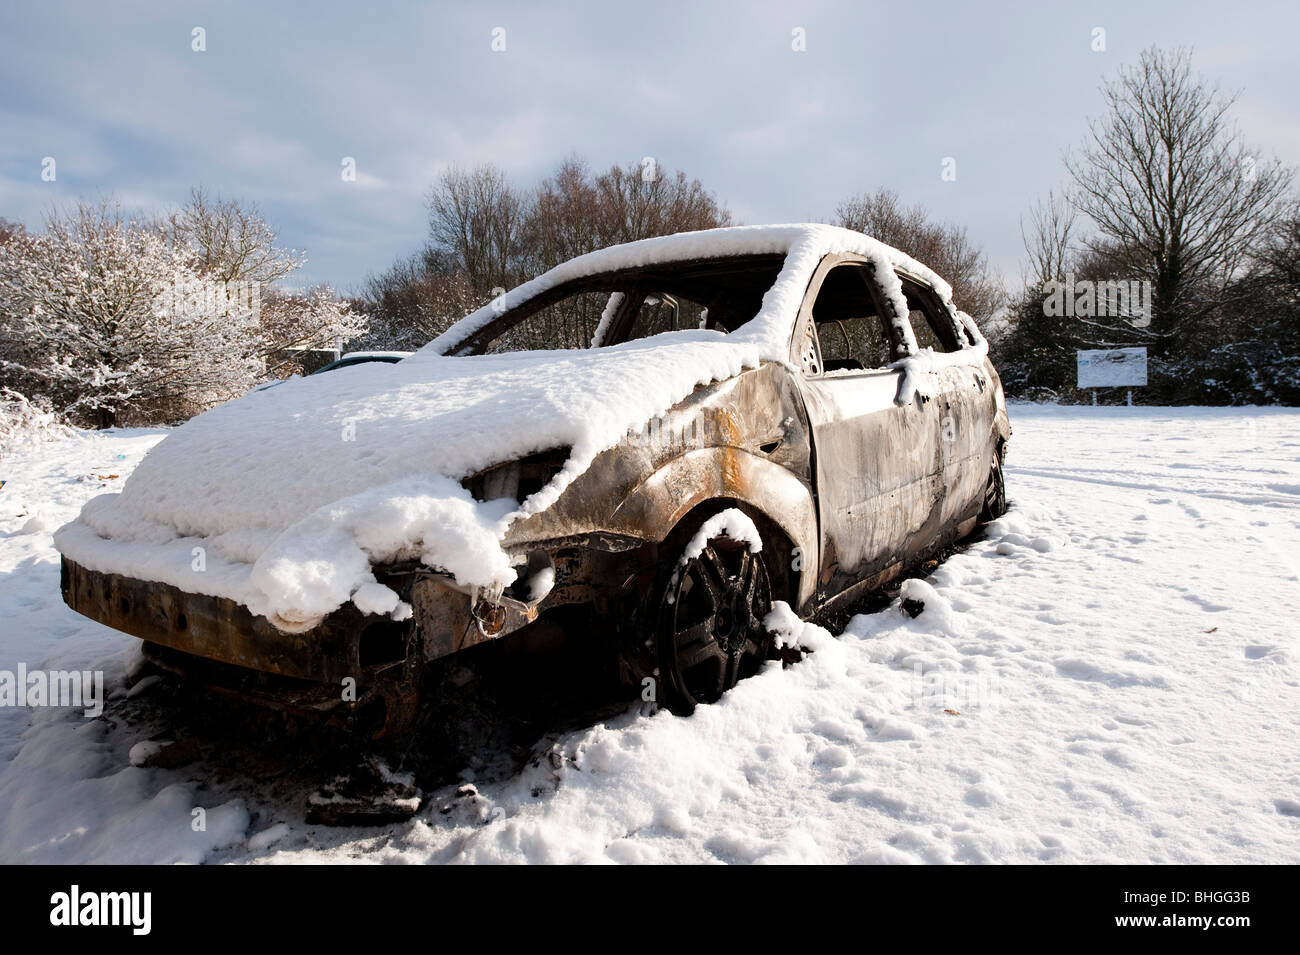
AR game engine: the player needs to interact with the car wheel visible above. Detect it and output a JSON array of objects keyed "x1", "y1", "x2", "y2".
[
  {"x1": 980, "y1": 444, "x2": 1007, "y2": 522},
  {"x1": 656, "y1": 531, "x2": 773, "y2": 715}
]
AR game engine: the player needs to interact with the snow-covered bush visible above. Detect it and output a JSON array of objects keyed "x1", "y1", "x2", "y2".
[
  {"x1": 0, "y1": 388, "x2": 73, "y2": 452},
  {"x1": 0, "y1": 200, "x2": 367, "y2": 426},
  {"x1": 260, "y1": 285, "x2": 370, "y2": 378},
  {"x1": 0, "y1": 201, "x2": 267, "y2": 425}
]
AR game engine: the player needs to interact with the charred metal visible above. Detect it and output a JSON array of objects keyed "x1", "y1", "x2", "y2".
[{"x1": 60, "y1": 243, "x2": 1010, "y2": 734}]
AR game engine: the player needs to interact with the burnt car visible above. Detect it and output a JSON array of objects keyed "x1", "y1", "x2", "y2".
[{"x1": 56, "y1": 224, "x2": 1009, "y2": 733}]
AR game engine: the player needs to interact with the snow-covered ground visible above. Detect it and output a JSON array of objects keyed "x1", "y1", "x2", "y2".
[{"x1": 1, "y1": 404, "x2": 1297, "y2": 863}]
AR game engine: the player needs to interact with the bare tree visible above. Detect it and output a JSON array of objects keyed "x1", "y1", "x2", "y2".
[
  {"x1": 836, "y1": 187, "x2": 1005, "y2": 322},
  {"x1": 521, "y1": 155, "x2": 604, "y2": 274},
  {"x1": 592, "y1": 161, "x2": 732, "y2": 247},
  {"x1": 519, "y1": 156, "x2": 732, "y2": 271},
  {"x1": 426, "y1": 164, "x2": 527, "y2": 295},
  {"x1": 161, "y1": 187, "x2": 303, "y2": 286},
  {"x1": 1253, "y1": 201, "x2": 1300, "y2": 289},
  {"x1": 1020, "y1": 191, "x2": 1077, "y2": 287},
  {"x1": 361, "y1": 157, "x2": 737, "y2": 351},
  {"x1": 355, "y1": 248, "x2": 479, "y2": 350},
  {"x1": 496, "y1": 157, "x2": 735, "y2": 347},
  {"x1": 1065, "y1": 46, "x2": 1292, "y2": 346}
]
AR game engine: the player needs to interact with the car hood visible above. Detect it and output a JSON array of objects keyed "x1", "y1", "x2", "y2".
[{"x1": 55, "y1": 331, "x2": 760, "y2": 629}]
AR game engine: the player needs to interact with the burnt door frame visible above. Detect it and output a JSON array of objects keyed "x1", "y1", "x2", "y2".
[{"x1": 788, "y1": 253, "x2": 947, "y2": 608}]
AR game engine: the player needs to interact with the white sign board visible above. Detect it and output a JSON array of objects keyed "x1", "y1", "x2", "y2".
[{"x1": 1077, "y1": 347, "x2": 1147, "y2": 388}]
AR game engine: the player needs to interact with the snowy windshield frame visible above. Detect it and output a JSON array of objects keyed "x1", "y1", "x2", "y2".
[{"x1": 443, "y1": 254, "x2": 788, "y2": 356}]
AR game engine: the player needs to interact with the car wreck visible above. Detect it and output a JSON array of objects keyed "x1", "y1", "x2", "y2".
[{"x1": 56, "y1": 223, "x2": 1010, "y2": 736}]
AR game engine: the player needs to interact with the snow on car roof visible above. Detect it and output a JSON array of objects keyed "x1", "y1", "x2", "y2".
[{"x1": 428, "y1": 223, "x2": 959, "y2": 360}]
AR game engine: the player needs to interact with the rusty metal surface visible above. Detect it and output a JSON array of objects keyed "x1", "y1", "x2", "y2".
[
  {"x1": 62, "y1": 558, "x2": 362, "y2": 683},
  {"x1": 504, "y1": 360, "x2": 820, "y2": 607},
  {"x1": 63, "y1": 558, "x2": 424, "y2": 737},
  {"x1": 59, "y1": 245, "x2": 1010, "y2": 731}
]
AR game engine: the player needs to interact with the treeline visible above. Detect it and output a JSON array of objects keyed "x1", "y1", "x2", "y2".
[
  {"x1": 0, "y1": 158, "x2": 1009, "y2": 431},
  {"x1": 993, "y1": 47, "x2": 1299, "y2": 405},
  {"x1": 9, "y1": 46, "x2": 1294, "y2": 435},
  {"x1": 350, "y1": 157, "x2": 1007, "y2": 353},
  {"x1": 350, "y1": 157, "x2": 733, "y2": 350}
]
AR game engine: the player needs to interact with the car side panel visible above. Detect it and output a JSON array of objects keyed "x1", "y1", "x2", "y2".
[
  {"x1": 503, "y1": 362, "x2": 821, "y2": 607},
  {"x1": 798, "y1": 370, "x2": 945, "y2": 602},
  {"x1": 935, "y1": 363, "x2": 998, "y2": 527}
]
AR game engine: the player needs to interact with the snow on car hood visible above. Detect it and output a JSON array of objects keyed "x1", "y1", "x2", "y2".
[
  {"x1": 55, "y1": 223, "x2": 987, "y2": 631},
  {"x1": 55, "y1": 331, "x2": 762, "y2": 630}
]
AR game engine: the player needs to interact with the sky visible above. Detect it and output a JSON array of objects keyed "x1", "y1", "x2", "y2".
[{"x1": 2, "y1": 0, "x2": 1297, "y2": 295}]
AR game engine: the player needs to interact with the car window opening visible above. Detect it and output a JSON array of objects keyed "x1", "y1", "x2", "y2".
[
  {"x1": 460, "y1": 255, "x2": 786, "y2": 355},
  {"x1": 810, "y1": 263, "x2": 895, "y2": 373}
]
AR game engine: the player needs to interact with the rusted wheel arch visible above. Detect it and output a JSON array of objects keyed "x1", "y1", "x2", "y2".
[{"x1": 649, "y1": 502, "x2": 779, "y2": 715}]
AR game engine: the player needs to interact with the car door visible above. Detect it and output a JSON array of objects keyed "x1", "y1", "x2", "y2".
[
  {"x1": 791, "y1": 254, "x2": 947, "y2": 606},
  {"x1": 895, "y1": 270, "x2": 994, "y2": 530}
]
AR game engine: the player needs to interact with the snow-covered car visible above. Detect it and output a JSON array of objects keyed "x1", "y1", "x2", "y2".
[{"x1": 57, "y1": 224, "x2": 1010, "y2": 734}]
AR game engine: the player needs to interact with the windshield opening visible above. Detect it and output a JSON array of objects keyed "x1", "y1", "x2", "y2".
[{"x1": 451, "y1": 254, "x2": 786, "y2": 355}]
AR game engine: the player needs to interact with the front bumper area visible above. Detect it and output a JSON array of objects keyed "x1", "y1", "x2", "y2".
[
  {"x1": 59, "y1": 542, "x2": 631, "y2": 736},
  {"x1": 62, "y1": 557, "x2": 375, "y2": 683},
  {"x1": 61, "y1": 556, "x2": 428, "y2": 735}
]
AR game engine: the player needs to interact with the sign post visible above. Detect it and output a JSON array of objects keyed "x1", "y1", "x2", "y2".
[{"x1": 1077, "y1": 347, "x2": 1147, "y2": 404}]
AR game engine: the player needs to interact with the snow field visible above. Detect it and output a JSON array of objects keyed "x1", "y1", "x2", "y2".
[{"x1": 0, "y1": 404, "x2": 1297, "y2": 863}]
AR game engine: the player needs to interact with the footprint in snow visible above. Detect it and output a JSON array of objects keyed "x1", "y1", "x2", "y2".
[
  {"x1": 964, "y1": 783, "x2": 1006, "y2": 808},
  {"x1": 1112, "y1": 713, "x2": 1149, "y2": 727},
  {"x1": 1054, "y1": 657, "x2": 1170, "y2": 689},
  {"x1": 1101, "y1": 746, "x2": 1137, "y2": 769},
  {"x1": 813, "y1": 745, "x2": 852, "y2": 770},
  {"x1": 1180, "y1": 593, "x2": 1231, "y2": 612}
]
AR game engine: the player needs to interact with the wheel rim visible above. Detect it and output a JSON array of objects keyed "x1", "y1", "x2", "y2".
[{"x1": 659, "y1": 537, "x2": 772, "y2": 711}]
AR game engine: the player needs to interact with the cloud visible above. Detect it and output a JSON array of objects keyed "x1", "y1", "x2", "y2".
[{"x1": 0, "y1": 0, "x2": 1296, "y2": 292}]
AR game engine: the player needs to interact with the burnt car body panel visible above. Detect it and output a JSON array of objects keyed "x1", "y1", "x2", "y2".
[{"x1": 60, "y1": 236, "x2": 1010, "y2": 734}]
